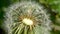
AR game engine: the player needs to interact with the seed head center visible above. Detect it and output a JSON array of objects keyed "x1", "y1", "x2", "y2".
[{"x1": 22, "y1": 18, "x2": 33, "y2": 25}]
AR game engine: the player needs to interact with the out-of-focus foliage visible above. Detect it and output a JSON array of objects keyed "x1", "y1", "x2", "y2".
[{"x1": 39, "y1": 0, "x2": 60, "y2": 14}]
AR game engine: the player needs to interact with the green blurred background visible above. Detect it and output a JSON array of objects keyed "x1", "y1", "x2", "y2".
[{"x1": 0, "y1": 0, "x2": 60, "y2": 34}]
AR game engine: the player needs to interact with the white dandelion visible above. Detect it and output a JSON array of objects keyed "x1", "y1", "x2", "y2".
[{"x1": 4, "y1": 0, "x2": 51, "y2": 34}]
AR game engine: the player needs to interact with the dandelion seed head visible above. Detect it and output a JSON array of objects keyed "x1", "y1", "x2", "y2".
[{"x1": 4, "y1": 0, "x2": 51, "y2": 34}]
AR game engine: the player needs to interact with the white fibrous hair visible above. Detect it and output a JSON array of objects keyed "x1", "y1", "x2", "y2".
[{"x1": 4, "y1": 1, "x2": 51, "y2": 34}]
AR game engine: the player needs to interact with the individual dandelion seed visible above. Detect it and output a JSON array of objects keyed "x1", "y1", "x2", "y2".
[{"x1": 4, "y1": 0, "x2": 51, "y2": 34}]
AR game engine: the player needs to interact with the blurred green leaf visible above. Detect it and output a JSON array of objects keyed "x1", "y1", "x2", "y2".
[{"x1": 39, "y1": 0, "x2": 60, "y2": 14}]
